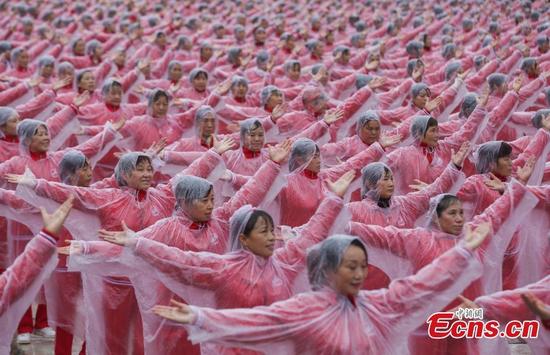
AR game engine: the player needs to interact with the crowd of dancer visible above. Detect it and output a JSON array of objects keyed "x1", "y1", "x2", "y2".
[{"x1": 0, "y1": 0, "x2": 549, "y2": 354}]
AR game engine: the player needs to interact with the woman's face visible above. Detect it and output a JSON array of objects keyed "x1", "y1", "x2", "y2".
[
  {"x1": 23, "y1": 22, "x2": 33, "y2": 35},
  {"x1": 92, "y1": 46, "x2": 103, "y2": 58},
  {"x1": 214, "y1": 27, "x2": 225, "y2": 39},
  {"x1": 235, "y1": 30, "x2": 245, "y2": 41},
  {"x1": 40, "y1": 63, "x2": 54, "y2": 78},
  {"x1": 315, "y1": 66, "x2": 329, "y2": 85},
  {"x1": 105, "y1": 85, "x2": 123, "y2": 106},
  {"x1": 192, "y1": 73, "x2": 208, "y2": 92},
  {"x1": 287, "y1": 64, "x2": 301, "y2": 81},
  {"x1": 60, "y1": 68, "x2": 74, "y2": 83},
  {"x1": 152, "y1": 95, "x2": 169, "y2": 117},
  {"x1": 266, "y1": 92, "x2": 283, "y2": 110},
  {"x1": 244, "y1": 126, "x2": 265, "y2": 152},
  {"x1": 17, "y1": 51, "x2": 29, "y2": 69},
  {"x1": 305, "y1": 150, "x2": 321, "y2": 173},
  {"x1": 187, "y1": 190, "x2": 214, "y2": 222},
  {"x1": 332, "y1": 245, "x2": 368, "y2": 297},
  {"x1": 239, "y1": 216, "x2": 276, "y2": 258},
  {"x1": 313, "y1": 43, "x2": 324, "y2": 57},
  {"x1": 284, "y1": 37, "x2": 295, "y2": 50},
  {"x1": 231, "y1": 82, "x2": 248, "y2": 99},
  {"x1": 496, "y1": 83, "x2": 507, "y2": 96},
  {"x1": 29, "y1": 125, "x2": 50, "y2": 153},
  {"x1": 307, "y1": 96, "x2": 327, "y2": 116},
  {"x1": 114, "y1": 51, "x2": 126, "y2": 67},
  {"x1": 74, "y1": 40, "x2": 85, "y2": 56},
  {"x1": 325, "y1": 32, "x2": 335, "y2": 45},
  {"x1": 421, "y1": 125, "x2": 439, "y2": 148},
  {"x1": 493, "y1": 155, "x2": 513, "y2": 177},
  {"x1": 200, "y1": 47, "x2": 213, "y2": 61},
  {"x1": 76, "y1": 162, "x2": 93, "y2": 187},
  {"x1": 2, "y1": 113, "x2": 20, "y2": 136},
  {"x1": 528, "y1": 62, "x2": 540, "y2": 78},
  {"x1": 155, "y1": 33, "x2": 167, "y2": 47},
  {"x1": 199, "y1": 114, "x2": 216, "y2": 138},
  {"x1": 180, "y1": 40, "x2": 193, "y2": 51},
  {"x1": 337, "y1": 51, "x2": 350, "y2": 65},
  {"x1": 78, "y1": 72, "x2": 96, "y2": 91},
  {"x1": 437, "y1": 201, "x2": 464, "y2": 236},
  {"x1": 413, "y1": 89, "x2": 429, "y2": 108},
  {"x1": 254, "y1": 30, "x2": 267, "y2": 44},
  {"x1": 359, "y1": 120, "x2": 380, "y2": 145},
  {"x1": 424, "y1": 35, "x2": 432, "y2": 47},
  {"x1": 125, "y1": 159, "x2": 153, "y2": 190},
  {"x1": 377, "y1": 171, "x2": 394, "y2": 199},
  {"x1": 169, "y1": 64, "x2": 183, "y2": 82},
  {"x1": 353, "y1": 37, "x2": 366, "y2": 48}
]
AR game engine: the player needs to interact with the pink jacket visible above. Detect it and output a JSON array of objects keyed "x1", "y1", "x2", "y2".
[
  {"x1": 280, "y1": 142, "x2": 385, "y2": 227},
  {"x1": 183, "y1": 246, "x2": 481, "y2": 355},
  {"x1": 30, "y1": 149, "x2": 221, "y2": 232},
  {"x1": 120, "y1": 196, "x2": 343, "y2": 355},
  {"x1": 0, "y1": 124, "x2": 117, "y2": 184},
  {"x1": 348, "y1": 163, "x2": 463, "y2": 228},
  {"x1": 386, "y1": 105, "x2": 487, "y2": 194},
  {"x1": 0, "y1": 231, "x2": 57, "y2": 315},
  {"x1": 458, "y1": 128, "x2": 550, "y2": 219}
]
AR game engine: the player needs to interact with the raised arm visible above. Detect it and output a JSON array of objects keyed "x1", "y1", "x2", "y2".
[
  {"x1": 372, "y1": 245, "x2": 482, "y2": 337},
  {"x1": 32, "y1": 179, "x2": 115, "y2": 210},
  {"x1": 323, "y1": 142, "x2": 385, "y2": 180},
  {"x1": 0, "y1": 231, "x2": 57, "y2": 315},
  {"x1": 275, "y1": 193, "x2": 344, "y2": 266},
  {"x1": 131, "y1": 237, "x2": 226, "y2": 289},
  {"x1": 475, "y1": 276, "x2": 550, "y2": 323},
  {"x1": 215, "y1": 158, "x2": 282, "y2": 221},
  {"x1": 347, "y1": 223, "x2": 410, "y2": 258},
  {"x1": 402, "y1": 162, "x2": 465, "y2": 220}
]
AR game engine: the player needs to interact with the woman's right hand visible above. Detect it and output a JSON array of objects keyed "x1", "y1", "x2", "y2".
[
  {"x1": 152, "y1": 299, "x2": 197, "y2": 324},
  {"x1": 463, "y1": 222, "x2": 491, "y2": 251},
  {"x1": 98, "y1": 221, "x2": 136, "y2": 247},
  {"x1": 213, "y1": 136, "x2": 237, "y2": 155},
  {"x1": 326, "y1": 170, "x2": 356, "y2": 198},
  {"x1": 57, "y1": 240, "x2": 83, "y2": 256}
]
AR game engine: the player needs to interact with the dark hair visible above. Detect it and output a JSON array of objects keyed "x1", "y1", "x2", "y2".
[
  {"x1": 76, "y1": 70, "x2": 93, "y2": 85},
  {"x1": 350, "y1": 238, "x2": 368, "y2": 263},
  {"x1": 425, "y1": 116, "x2": 438, "y2": 133},
  {"x1": 247, "y1": 120, "x2": 262, "y2": 133},
  {"x1": 307, "y1": 237, "x2": 369, "y2": 287},
  {"x1": 136, "y1": 155, "x2": 152, "y2": 167},
  {"x1": 152, "y1": 90, "x2": 169, "y2": 103},
  {"x1": 242, "y1": 210, "x2": 274, "y2": 237},
  {"x1": 436, "y1": 195, "x2": 460, "y2": 217},
  {"x1": 497, "y1": 142, "x2": 512, "y2": 159},
  {"x1": 193, "y1": 71, "x2": 208, "y2": 80}
]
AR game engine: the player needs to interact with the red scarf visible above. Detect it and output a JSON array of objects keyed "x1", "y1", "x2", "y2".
[
  {"x1": 136, "y1": 190, "x2": 147, "y2": 202},
  {"x1": 105, "y1": 103, "x2": 119, "y2": 112},
  {"x1": 2, "y1": 135, "x2": 19, "y2": 143},
  {"x1": 200, "y1": 138, "x2": 213, "y2": 149},
  {"x1": 234, "y1": 96, "x2": 246, "y2": 104},
  {"x1": 493, "y1": 172, "x2": 508, "y2": 182},
  {"x1": 303, "y1": 169, "x2": 319, "y2": 180},
  {"x1": 242, "y1": 146, "x2": 261, "y2": 159},
  {"x1": 420, "y1": 142, "x2": 434, "y2": 164},
  {"x1": 30, "y1": 150, "x2": 47, "y2": 161},
  {"x1": 189, "y1": 221, "x2": 209, "y2": 230}
]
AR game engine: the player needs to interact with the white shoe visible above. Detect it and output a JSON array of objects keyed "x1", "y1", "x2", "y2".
[
  {"x1": 33, "y1": 327, "x2": 56, "y2": 338},
  {"x1": 16, "y1": 333, "x2": 31, "y2": 344}
]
